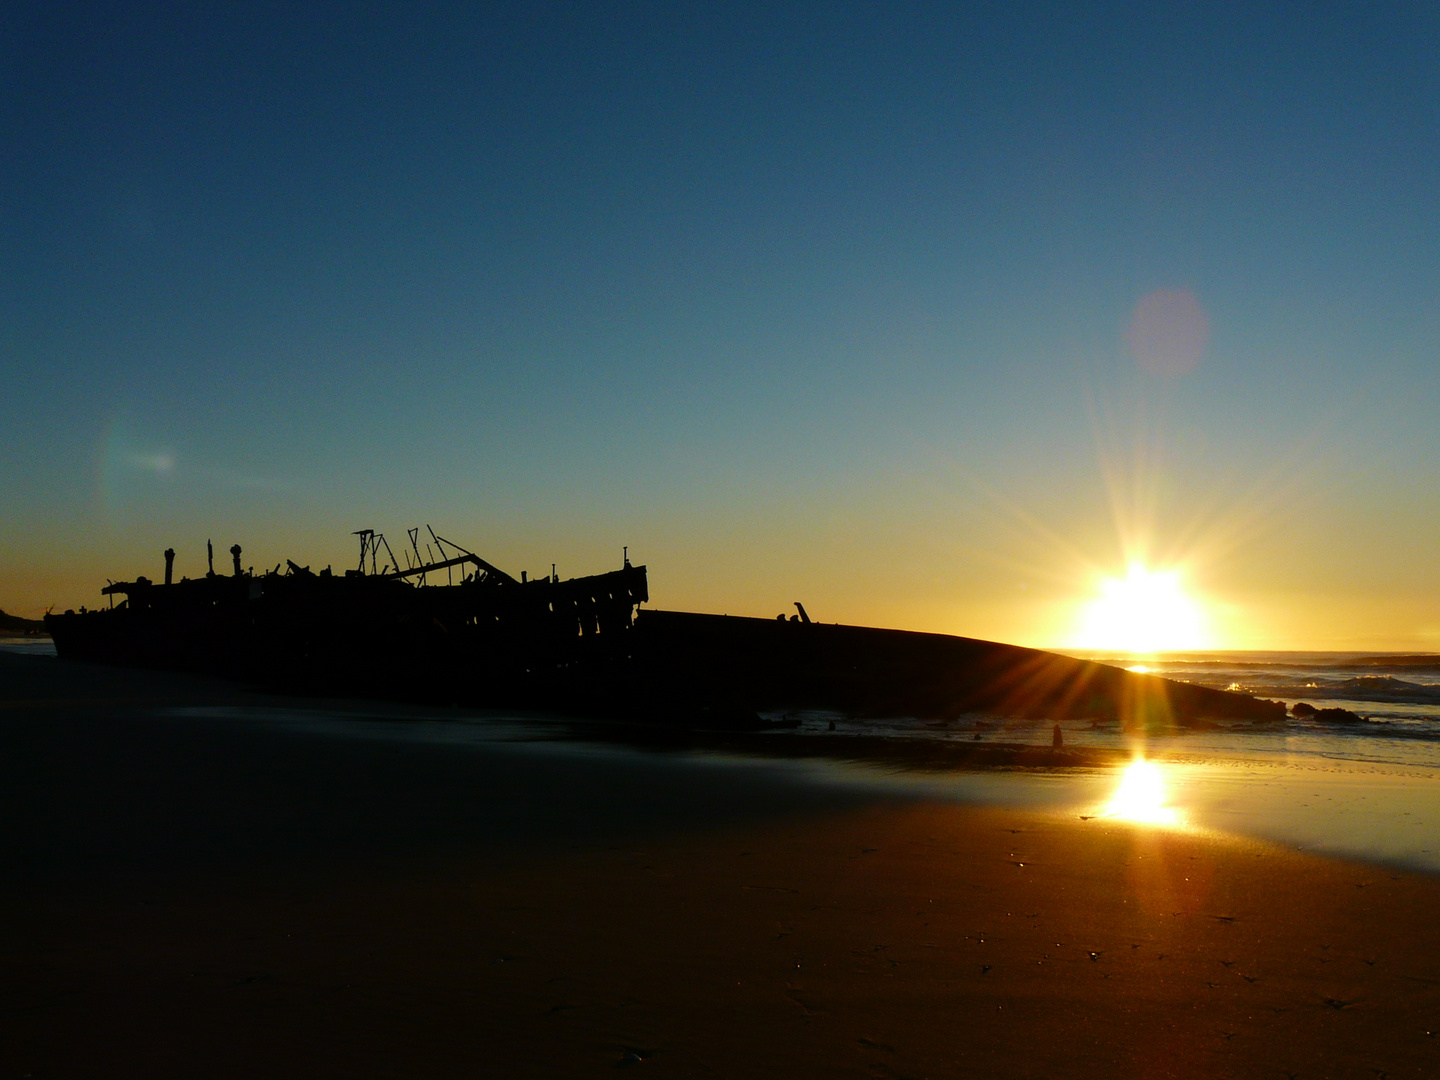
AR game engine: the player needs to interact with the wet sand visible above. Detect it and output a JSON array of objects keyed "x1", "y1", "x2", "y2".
[{"x1": 3, "y1": 653, "x2": 1439, "y2": 1077}]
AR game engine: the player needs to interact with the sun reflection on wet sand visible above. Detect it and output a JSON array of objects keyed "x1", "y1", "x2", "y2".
[{"x1": 1103, "y1": 758, "x2": 1182, "y2": 826}]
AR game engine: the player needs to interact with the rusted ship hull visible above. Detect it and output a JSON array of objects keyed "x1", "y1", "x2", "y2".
[{"x1": 46, "y1": 559, "x2": 648, "y2": 706}]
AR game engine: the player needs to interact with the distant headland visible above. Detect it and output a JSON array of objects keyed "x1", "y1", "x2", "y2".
[{"x1": 0, "y1": 608, "x2": 45, "y2": 636}]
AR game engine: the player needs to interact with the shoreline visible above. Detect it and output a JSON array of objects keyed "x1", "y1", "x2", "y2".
[{"x1": 7, "y1": 649, "x2": 1440, "y2": 876}]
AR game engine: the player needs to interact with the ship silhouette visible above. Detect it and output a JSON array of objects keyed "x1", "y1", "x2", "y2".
[{"x1": 45, "y1": 528, "x2": 1286, "y2": 729}]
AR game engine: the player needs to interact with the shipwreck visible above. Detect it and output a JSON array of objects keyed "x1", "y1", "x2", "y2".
[{"x1": 44, "y1": 528, "x2": 1286, "y2": 728}]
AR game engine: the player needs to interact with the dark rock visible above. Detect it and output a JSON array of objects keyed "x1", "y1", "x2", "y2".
[
  {"x1": 1293, "y1": 701, "x2": 1364, "y2": 723},
  {"x1": 1313, "y1": 706, "x2": 1366, "y2": 724}
]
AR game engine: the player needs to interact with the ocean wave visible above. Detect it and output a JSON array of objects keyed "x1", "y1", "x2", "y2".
[
  {"x1": 1333, "y1": 675, "x2": 1437, "y2": 694},
  {"x1": 1185, "y1": 674, "x2": 1440, "y2": 706}
]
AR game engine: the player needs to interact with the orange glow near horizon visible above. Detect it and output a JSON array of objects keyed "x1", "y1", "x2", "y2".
[{"x1": 1072, "y1": 562, "x2": 1211, "y2": 654}]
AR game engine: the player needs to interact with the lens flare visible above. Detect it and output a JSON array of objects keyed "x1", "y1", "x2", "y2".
[
  {"x1": 1127, "y1": 287, "x2": 1210, "y2": 378},
  {"x1": 1103, "y1": 758, "x2": 1181, "y2": 826}
]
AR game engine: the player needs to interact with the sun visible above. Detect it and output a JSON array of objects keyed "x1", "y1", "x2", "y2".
[{"x1": 1074, "y1": 562, "x2": 1209, "y2": 653}]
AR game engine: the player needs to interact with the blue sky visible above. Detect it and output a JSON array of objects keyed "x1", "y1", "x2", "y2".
[{"x1": 4, "y1": 2, "x2": 1440, "y2": 647}]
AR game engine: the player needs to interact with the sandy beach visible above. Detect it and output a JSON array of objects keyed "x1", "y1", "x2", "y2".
[{"x1": 3, "y1": 651, "x2": 1438, "y2": 1078}]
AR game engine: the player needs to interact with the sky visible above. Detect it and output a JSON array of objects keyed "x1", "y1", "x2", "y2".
[{"x1": 4, "y1": 1, "x2": 1440, "y2": 650}]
